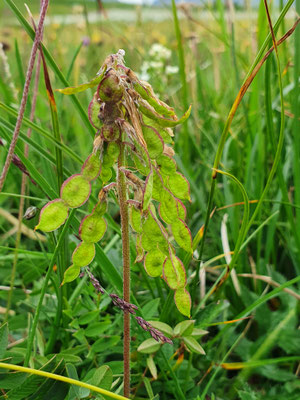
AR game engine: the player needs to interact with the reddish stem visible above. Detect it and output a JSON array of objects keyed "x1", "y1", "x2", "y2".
[{"x1": 117, "y1": 141, "x2": 131, "y2": 398}]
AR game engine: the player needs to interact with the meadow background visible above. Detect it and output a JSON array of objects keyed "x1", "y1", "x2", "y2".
[{"x1": 0, "y1": 0, "x2": 299, "y2": 399}]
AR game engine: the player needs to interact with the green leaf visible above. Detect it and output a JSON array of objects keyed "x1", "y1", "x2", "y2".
[
  {"x1": 61, "y1": 174, "x2": 91, "y2": 208},
  {"x1": 147, "y1": 321, "x2": 173, "y2": 338},
  {"x1": 174, "y1": 320, "x2": 195, "y2": 337},
  {"x1": 171, "y1": 219, "x2": 193, "y2": 253},
  {"x1": 137, "y1": 339, "x2": 161, "y2": 354},
  {"x1": 168, "y1": 172, "x2": 191, "y2": 201},
  {"x1": 66, "y1": 363, "x2": 80, "y2": 400},
  {"x1": 163, "y1": 255, "x2": 186, "y2": 289},
  {"x1": 72, "y1": 242, "x2": 95, "y2": 267},
  {"x1": 62, "y1": 265, "x2": 80, "y2": 285},
  {"x1": 144, "y1": 250, "x2": 166, "y2": 277},
  {"x1": 35, "y1": 199, "x2": 69, "y2": 232},
  {"x1": 174, "y1": 287, "x2": 191, "y2": 318},
  {"x1": 142, "y1": 171, "x2": 153, "y2": 211},
  {"x1": 191, "y1": 328, "x2": 209, "y2": 338},
  {"x1": 88, "y1": 365, "x2": 113, "y2": 391},
  {"x1": 56, "y1": 68, "x2": 106, "y2": 95},
  {"x1": 183, "y1": 336, "x2": 205, "y2": 355},
  {"x1": 78, "y1": 310, "x2": 99, "y2": 325},
  {"x1": 81, "y1": 154, "x2": 101, "y2": 181},
  {"x1": 79, "y1": 214, "x2": 107, "y2": 243},
  {"x1": 142, "y1": 125, "x2": 164, "y2": 159},
  {"x1": 146, "y1": 356, "x2": 157, "y2": 380},
  {"x1": 0, "y1": 323, "x2": 8, "y2": 359}
]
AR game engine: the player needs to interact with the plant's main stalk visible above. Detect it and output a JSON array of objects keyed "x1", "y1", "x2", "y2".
[{"x1": 117, "y1": 141, "x2": 131, "y2": 398}]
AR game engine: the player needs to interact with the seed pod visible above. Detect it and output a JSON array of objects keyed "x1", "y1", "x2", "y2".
[
  {"x1": 79, "y1": 211, "x2": 107, "y2": 243},
  {"x1": 35, "y1": 199, "x2": 69, "y2": 232},
  {"x1": 174, "y1": 287, "x2": 191, "y2": 318},
  {"x1": 72, "y1": 242, "x2": 96, "y2": 267},
  {"x1": 142, "y1": 125, "x2": 164, "y2": 159},
  {"x1": 144, "y1": 250, "x2": 166, "y2": 277},
  {"x1": 163, "y1": 254, "x2": 186, "y2": 290},
  {"x1": 81, "y1": 153, "x2": 101, "y2": 181},
  {"x1": 88, "y1": 93, "x2": 104, "y2": 129},
  {"x1": 171, "y1": 219, "x2": 193, "y2": 253},
  {"x1": 142, "y1": 171, "x2": 153, "y2": 211},
  {"x1": 97, "y1": 70, "x2": 123, "y2": 102},
  {"x1": 62, "y1": 264, "x2": 80, "y2": 285},
  {"x1": 167, "y1": 172, "x2": 191, "y2": 201},
  {"x1": 138, "y1": 99, "x2": 192, "y2": 128},
  {"x1": 101, "y1": 124, "x2": 120, "y2": 141},
  {"x1": 60, "y1": 174, "x2": 91, "y2": 208}
]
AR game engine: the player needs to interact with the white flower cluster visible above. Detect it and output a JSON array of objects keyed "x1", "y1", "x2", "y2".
[{"x1": 139, "y1": 43, "x2": 179, "y2": 82}]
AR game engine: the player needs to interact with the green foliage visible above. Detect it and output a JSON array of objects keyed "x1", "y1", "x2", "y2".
[{"x1": 1, "y1": 1, "x2": 299, "y2": 399}]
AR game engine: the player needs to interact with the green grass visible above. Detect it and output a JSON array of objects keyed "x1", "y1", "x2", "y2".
[{"x1": 0, "y1": 0, "x2": 299, "y2": 399}]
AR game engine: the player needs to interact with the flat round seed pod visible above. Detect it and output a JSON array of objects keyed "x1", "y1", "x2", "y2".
[
  {"x1": 163, "y1": 255, "x2": 186, "y2": 290},
  {"x1": 144, "y1": 250, "x2": 166, "y2": 277},
  {"x1": 61, "y1": 174, "x2": 91, "y2": 208},
  {"x1": 72, "y1": 242, "x2": 96, "y2": 267},
  {"x1": 97, "y1": 71, "x2": 123, "y2": 102},
  {"x1": 79, "y1": 214, "x2": 107, "y2": 243},
  {"x1": 35, "y1": 199, "x2": 69, "y2": 232},
  {"x1": 81, "y1": 154, "x2": 101, "y2": 181},
  {"x1": 88, "y1": 93, "x2": 104, "y2": 129}
]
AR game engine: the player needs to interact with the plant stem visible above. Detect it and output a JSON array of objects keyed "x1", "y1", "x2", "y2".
[
  {"x1": 0, "y1": 0, "x2": 49, "y2": 192},
  {"x1": 117, "y1": 141, "x2": 131, "y2": 398}
]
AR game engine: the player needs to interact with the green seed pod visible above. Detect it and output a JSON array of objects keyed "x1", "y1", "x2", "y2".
[
  {"x1": 101, "y1": 124, "x2": 120, "y2": 141},
  {"x1": 168, "y1": 172, "x2": 191, "y2": 201},
  {"x1": 57, "y1": 67, "x2": 106, "y2": 95},
  {"x1": 159, "y1": 189, "x2": 178, "y2": 224},
  {"x1": 142, "y1": 171, "x2": 153, "y2": 211},
  {"x1": 152, "y1": 169, "x2": 164, "y2": 201},
  {"x1": 133, "y1": 152, "x2": 150, "y2": 176},
  {"x1": 81, "y1": 153, "x2": 101, "y2": 181},
  {"x1": 142, "y1": 125, "x2": 164, "y2": 159},
  {"x1": 62, "y1": 264, "x2": 80, "y2": 285},
  {"x1": 138, "y1": 99, "x2": 192, "y2": 128},
  {"x1": 72, "y1": 241, "x2": 96, "y2": 267},
  {"x1": 79, "y1": 212, "x2": 107, "y2": 243},
  {"x1": 100, "y1": 166, "x2": 112, "y2": 183},
  {"x1": 174, "y1": 287, "x2": 191, "y2": 318},
  {"x1": 144, "y1": 249, "x2": 166, "y2": 277},
  {"x1": 107, "y1": 142, "x2": 120, "y2": 160},
  {"x1": 130, "y1": 205, "x2": 143, "y2": 233},
  {"x1": 88, "y1": 93, "x2": 104, "y2": 129},
  {"x1": 35, "y1": 199, "x2": 69, "y2": 232},
  {"x1": 97, "y1": 70, "x2": 123, "y2": 103},
  {"x1": 60, "y1": 174, "x2": 91, "y2": 208},
  {"x1": 156, "y1": 154, "x2": 176, "y2": 176},
  {"x1": 133, "y1": 80, "x2": 175, "y2": 117},
  {"x1": 143, "y1": 116, "x2": 174, "y2": 145},
  {"x1": 171, "y1": 219, "x2": 192, "y2": 253},
  {"x1": 93, "y1": 199, "x2": 107, "y2": 217},
  {"x1": 163, "y1": 254, "x2": 186, "y2": 290}
]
